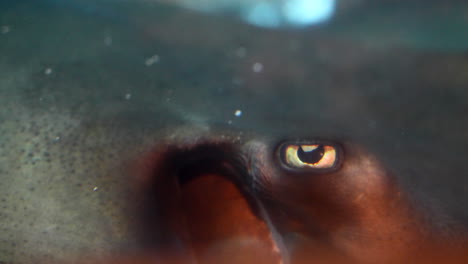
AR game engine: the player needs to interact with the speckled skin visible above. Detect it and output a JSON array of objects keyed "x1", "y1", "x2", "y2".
[{"x1": 1, "y1": 1, "x2": 468, "y2": 263}]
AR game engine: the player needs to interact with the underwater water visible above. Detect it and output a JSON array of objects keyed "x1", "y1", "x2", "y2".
[{"x1": 0, "y1": 0, "x2": 468, "y2": 263}]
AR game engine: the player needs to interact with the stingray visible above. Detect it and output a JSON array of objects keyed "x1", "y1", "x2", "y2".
[{"x1": 1, "y1": 1, "x2": 468, "y2": 263}]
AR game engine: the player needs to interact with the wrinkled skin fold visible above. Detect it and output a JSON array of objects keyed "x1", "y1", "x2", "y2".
[{"x1": 84, "y1": 136, "x2": 468, "y2": 264}]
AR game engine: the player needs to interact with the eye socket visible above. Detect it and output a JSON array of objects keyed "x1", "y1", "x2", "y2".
[{"x1": 278, "y1": 142, "x2": 341, "y2": 171}]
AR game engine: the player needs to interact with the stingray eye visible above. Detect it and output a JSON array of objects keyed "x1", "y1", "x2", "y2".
[{"x1": 278, "y1": 142, "x2": 341, "y2": 171}]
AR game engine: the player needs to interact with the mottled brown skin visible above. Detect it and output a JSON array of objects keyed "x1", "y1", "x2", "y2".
[{"x1": 85, "y1": 138, "x2": 468, "y2": 264}]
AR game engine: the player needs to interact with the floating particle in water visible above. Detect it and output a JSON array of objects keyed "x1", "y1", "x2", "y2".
[
  {"x1": 104, "y1": 36, "x2": 112, "y2": 46},
  {"x1": 227, "y1": 120, "x2": 233, "y2": 125},
  {"x1": 252, "y1": 62, "x2": 263, "y2": 73},
  {"x1": 124, "y1": 93, "x2": 131, "y2": 100},
  {"x1": 1, "y1": 25, "x2": 10, "y2": 34},
  {"x1": 93, "y1": 186, "x2": 99, "y2": 192},
  {"x1": 44, "y1": 68, "x2": 52, "y2": 75},
  {"x1": 289, "y1": 39, "x2": 301, "y2": 52},
  {"x1": 234, "y1": 110, "x2": 242, "y2": 117},
  {"x1": 145, "y1": 55, "x2": 160, "y2": 66},
  {"x1": 232, "y1": 77, "x2": 244, "y2": 86},
  {"x1": 236, "y1": 47, "x2": 247, "y2": 58}
]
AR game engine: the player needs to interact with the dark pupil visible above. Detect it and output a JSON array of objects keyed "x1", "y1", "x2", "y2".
[{"x1": 297, "y1": 145, "x2": 325, "y2": 164}]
